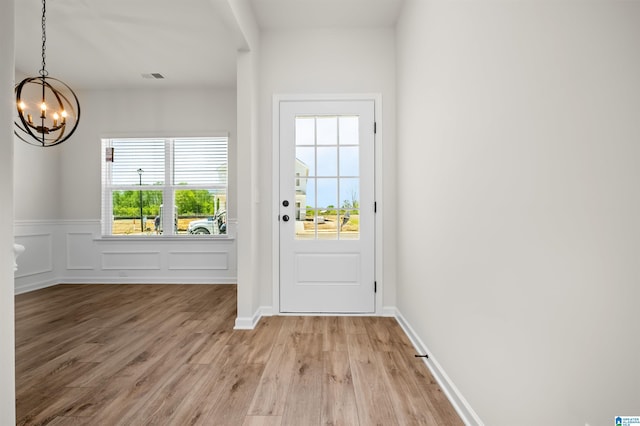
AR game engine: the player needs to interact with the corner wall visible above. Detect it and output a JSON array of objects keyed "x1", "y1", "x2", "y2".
[
  {"x1": 258, "y1": 27, "x2": 398, "y2": 312},
  {"x1": 224, "y1": 0, "x2": 262, "y2": 329},
  {"x1": 0, "y1": 0, "x2": 16, "y2": 421},
  {"x1": 13, "y1": 88, "x2": 239, "y2": 292},
  {"x1": 396, "y1": 1, "x2": 640, "y2": 424},
  {"x1": 235, "y1": 48, "x2": 262, "y2": 327}
]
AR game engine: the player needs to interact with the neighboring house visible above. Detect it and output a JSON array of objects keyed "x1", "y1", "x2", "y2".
[{"x1": 295, "y1": 158, "x2": 309, "y2": 221}]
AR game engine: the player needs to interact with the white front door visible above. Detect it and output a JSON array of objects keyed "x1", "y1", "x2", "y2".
[{"x1": 279, "y1": 100, "x2": 375, "y2": 313}]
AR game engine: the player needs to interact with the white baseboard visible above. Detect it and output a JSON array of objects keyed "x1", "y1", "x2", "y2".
[
  {"x1": 392, "y1": 308, "x2": 484, "y2": 426},
  {"x1": 382, "y1": 306, "x2": 396, "y2": 317},
  {"x1": 15, "y1": 278, "x2": 237, "y2": 295},
  {"x1": 234, "y1": 306, "x2": 272, "y2": 330},
  {"x1": 233, "y1": 317, "x2": 253, "y2": 330},
  {"x1": 60, "y1": 277, "x2": 238, "y2": 285},
  {"x1": 234, "y1": 308, "x2": 261, "y2": 330},
  {"x1": 14, "y1": 278, "x2": 58, "y2": 295}
]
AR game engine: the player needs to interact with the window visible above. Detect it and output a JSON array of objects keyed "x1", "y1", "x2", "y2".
[{"x1": 101, "y1": 136, "x2": 228, "y2": 236}]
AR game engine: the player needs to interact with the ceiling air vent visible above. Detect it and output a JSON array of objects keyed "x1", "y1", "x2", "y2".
[{"x1": 141, "y1": 73, "x2": 165, "y2": 79}]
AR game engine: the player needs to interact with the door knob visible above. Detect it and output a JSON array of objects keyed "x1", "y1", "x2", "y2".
[{"x1": 282, "y1": 215, "x2": 290, "y2": 222}]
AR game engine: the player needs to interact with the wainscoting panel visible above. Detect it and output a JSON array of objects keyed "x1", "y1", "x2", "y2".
[
  {"x1": 66, "y1": 233, "x2": 95, "y2": 270},
  {"x1": 14, "y1": 233, "x2": 53, "y2": 278},
  {"x1": 168, "y1": 251, "x2": 228, "y2": 270},
  {"x1": 14, "y1": 220, "x2": 238, "y2": 293},
  {"x1": 101, "y1": 251, "x2": 161, "y2": 270}
]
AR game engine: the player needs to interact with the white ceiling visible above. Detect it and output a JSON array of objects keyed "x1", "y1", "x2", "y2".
[
  {"x1": 14, "y1": 0, "x2": 404, "y2": 90},
  {"x1": 250, "y1": 0, "x2": 404, "y2": 30}
]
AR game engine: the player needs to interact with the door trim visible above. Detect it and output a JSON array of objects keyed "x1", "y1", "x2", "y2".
[{"x1": 272, "y1": 93, "x2": 383, "y2": 315}]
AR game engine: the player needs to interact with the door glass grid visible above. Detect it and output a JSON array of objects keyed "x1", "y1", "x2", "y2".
[{"x1": 294, "y1": 116, "x2": 360, "y2": 240}]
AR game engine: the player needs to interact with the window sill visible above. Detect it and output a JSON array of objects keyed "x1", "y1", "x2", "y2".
[{"x1": 94, "y1": 235, "x2": 235, "y2": 242}]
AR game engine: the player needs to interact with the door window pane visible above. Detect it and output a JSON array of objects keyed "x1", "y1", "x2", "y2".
[
  {"x1": 316, "y1": 116, "x2": 337, "y2": 145},
  {"x1": 317, "y1": 147, "x2": 337, "y2": 176},
  {"x1": 295, "y1": 176, "x2": 313, "y2": 239},
  {"x1": 296, "y1": 117, "x2": 315, "y2": 145},
  {"x1": 296, "y1": 147, "x2": 315, "y2": 177},
  {"x1": 339, "y1": 146, "x2": 359, "y2": 176},
  {"x1": 339, "y1": 178, "x2": 360, "y2": 240},
  {"x1": 317, "y1": 210, "x2": 338, "y2": 240},
  {"x1": 339, "y1": 178, "x2": 359, "y2": 210},
  {"x1": 339, "y1": 210, "x2": 359, "y2": 239},
  {"x1": 300, "y1": 177, "x2": 315, "y2": 209},
  {"x1": 339, "y1": 116, "x2": 359, "y2": 145},
  {"x1": 317, "y1": 178, "x2": 337, "y2": 210}
]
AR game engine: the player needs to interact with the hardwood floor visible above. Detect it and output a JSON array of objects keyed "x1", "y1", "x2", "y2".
[{"x1": 15, "y1": 284, "x2": 463, "y2": 425}]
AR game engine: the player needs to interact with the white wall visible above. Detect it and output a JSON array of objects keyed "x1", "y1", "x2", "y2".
[
  {"x1": 12, "y1": 72, "x2": 62, "y2": 220},
  {"x1": 258, "y1": 27, "x2": 397, "y2": 312},
  {"x1": 57, "y1": 87, "x2": 237, "y2": 219},
  {"x1": 224, "y1": 0, "x2": 262, "y2": 329},
  {"x1": 14, "y1": 87, "x2": 239, "y2": 292},
  {"x1": 14, "y1": 86, "x2": 237, "y2": 221},
  {"x1": 13, "y1": 139, "x2": 61, "y2": 219},
  {"x1": 396, "y1": 1, "x2": 640, "y2": 424},
  {"x1": 236, "y1": 48, "x2": 262, "y2": 326},
  {"x1": 0, "y1": 0, "x2": 16, "y2": 422}
]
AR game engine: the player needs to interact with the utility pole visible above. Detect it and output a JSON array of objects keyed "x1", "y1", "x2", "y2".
[{"x1": 137, "y1": 168, "x2": 144, "y2": 232}]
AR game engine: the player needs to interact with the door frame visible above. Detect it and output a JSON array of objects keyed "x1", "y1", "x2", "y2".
[{"x1": 272, "y1": 93, "x2": 384, "y2": 315}]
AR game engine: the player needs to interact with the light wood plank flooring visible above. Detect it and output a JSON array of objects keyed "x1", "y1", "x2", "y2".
[{"x1": 15, "y1": 284, "x2": 463, "y2": 425}]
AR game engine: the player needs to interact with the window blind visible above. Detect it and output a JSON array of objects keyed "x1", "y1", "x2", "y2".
[
  {"x1": 173, "y1": 137, "x2": 227, "y2": 186},
  {"x1": 110, "y1": 138, "x2": 166, "y2": 186}
]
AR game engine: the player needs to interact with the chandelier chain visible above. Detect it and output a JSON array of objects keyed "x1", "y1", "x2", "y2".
[{"x1": 40, "y1": 0, "x2": 48, "y2": 77}]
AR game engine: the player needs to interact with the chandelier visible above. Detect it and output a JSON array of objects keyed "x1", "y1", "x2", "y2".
[{"x1": 15, "y1": 0, "x2": 80, "y2": 147}]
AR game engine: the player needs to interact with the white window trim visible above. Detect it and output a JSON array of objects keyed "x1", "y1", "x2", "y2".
[{"x1": 101, "y1": 134, "x2": 230, "y2": 239}]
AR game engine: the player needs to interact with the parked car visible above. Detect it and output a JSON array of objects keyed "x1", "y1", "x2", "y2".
[{"x1": 187, "y1": 210, "x2": 226, "y2": 235}]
